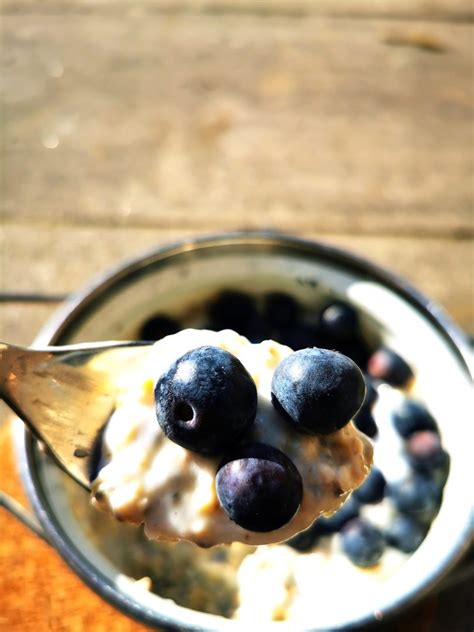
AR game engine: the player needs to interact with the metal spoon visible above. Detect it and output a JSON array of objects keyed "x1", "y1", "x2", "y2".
[{"x1": 0, "y1": 341, "x2": 153, "y2": 490}]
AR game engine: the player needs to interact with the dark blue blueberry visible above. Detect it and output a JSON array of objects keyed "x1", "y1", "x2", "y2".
[
  {"x1": 385, "y1": 515, "x2": 427, "y2": 553},
  {"x1": 285, "y1": 521, "x2": 325, "y2": 551},
  {"x1": 354, "y1": 410, "x2": 378, "y2": 438},
  {"x1": 216, "y1": 443, "x2": 303, "y2": 532},
  {"x1": 287, "y1": 496, "x2": 361, "y2": 550},
  {"x1": 209, "y1": 548, "x2": 229, "y2": 562},
  {"x1": 389, "y1": 475, "x2": 441, "y2": 522},
  {"x1": 354, "y1": 407, "x2": 379, "y2": 438},
  {"x1": 88, "y1": 423, "x2": 109, "y2": 483},
  {"x1": 341, "y1": 519, "x2": 385, "y2": 567},
  {"x1": 319, "y1": 301, "x2": 360, "y2": 341},
  {"x1": 405, "y1": 431, "x2": 449, "y2": 472},
  {"x1": 240, "y1": 315, "x2": 272, "y2": 344},
  {"x1": 368, "y1": 347, "x2": 414, "y2": 388},
  {"x1": 262, "y1": 292, "x2": 301, "y2": 329},
  {"x1": 138, "y1": 314, "x2": 180, "y2": 341},
  {"x1": 363, "y1": 377, "x2": 379, "y2": 409},
  {"x1": 207, "y1": 290, "x2": 258, "y2": 331},
  {"x1": 354, "y1": 468, "x2": 386, "y2": 504},
  {"x1": 354, "y1": 379, "x2": 379, "y2": 438},
  {"x1": 317, "y1": 495, "x2": 361, "y2": 533},
  {"x1": 154, "y1": 346, "x2": 257, "y2": 455},
  {"x1": 334, "y1": 338, "x2": 372, "y2": 372},
  {"x1": 392, "y1": 399, "x2": 438, "y2": 438},
  {"x1": 277, "y1": 323, "x2": 318, "y2": 350},
  {"x1": 271, "y1": 348, "x2": 366, "y2": 435}
]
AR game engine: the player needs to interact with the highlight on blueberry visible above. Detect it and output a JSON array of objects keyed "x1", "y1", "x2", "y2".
[
  {"x1": 319, "y1": 300, "x2": 360, "y2": 341},
  {"x1": 215, "y1": 443, "x2": 303, "y2": 532},
  {"x1": 271, "y1": 348, "x2": 366, "y2": 435},
  {"x1": 405, "y1": 431, "x2": 449, "y2": 472},
  {"x1": 368, "y1": 347, "x2": 414, "y2": 388},
  {"x1": 154, "y1": 345, "x2": 257, "y2": 455}
]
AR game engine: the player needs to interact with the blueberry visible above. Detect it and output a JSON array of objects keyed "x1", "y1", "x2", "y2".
[
  {"x1": 385, "y1": 515, "x2": 426, "y2": 553},
  {"x1": 262, "y1": 292, "x2": 301, "y2": 329},
  {"x1": 207, "y1": 290, "x2": 258, "y2": 331},
  {"x1": 405, "y1": 431, "x2": 449, "y2": 472},
  {"x1": 319, "y1": 301, "x2": 360, "y2": 341},
  {"x1": 353, "y1": 378, "x2": 379, "y2": 437},
  {"x1": 138, "y1": 314, "x2": 180, "y2": 340},
  {"x1": 240, "y1": 315, "x2": 272, "y2": 344},
  {"x1": 389, "y1": 475, "x2": 441, "y2": 522},
  {"x1": 287, "y1": 496, "x2": 361, "y2": 550},
  {"x1": 353, "y1": 408, "x2": 379, "y2": 438},
  {"x1": 367, "y1": 347, "x2": 414, "y2": 388},
  {"x1": 354, "y1": 468, "x2": 386, "y2": 504},
  {"x1": 317, "y1": 495, "x2": 361, "y2": 533},
  {"x1": 393, "y1": 399, "x2": 438, "y2": 438},
  {"x1": 363, "y1": 377, "x2": 378, "y2": 409},
  {"x1": 215, "y1": 443, "x2": 303, "y2": 532},
  {"x1": 335, "y1": 339, "x2": 373, "y2": 372},
  {"x1": 341, "y1": 519, "x2": 385, "y2": 567},
  {"x1": 286, "y1": 521, "x2": 324, "y2": 551},
  {"x1": 154, "y1": 346, "x2": 257, "y2": 455},
  {"x1": 285, "y1": 513, "x2": 339, "y2": 550},
  {"x1": 272, "y1": 348, "x2": 366, "y2": 435},
  {"x1": 277, "y1": 323, "x2": 318, "y2": 350},
  {"x1": 88, "y1": 424, "x2": 109, "y2": 483}
]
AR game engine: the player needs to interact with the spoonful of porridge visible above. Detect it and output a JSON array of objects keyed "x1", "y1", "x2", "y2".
[{"x1": 0, "y1": 329, "x2": 372, "y2": 547}]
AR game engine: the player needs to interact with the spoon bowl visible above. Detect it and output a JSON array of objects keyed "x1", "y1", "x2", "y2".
[{"x1": 0, "y1": 341, "x2": 152, "y2": 488}]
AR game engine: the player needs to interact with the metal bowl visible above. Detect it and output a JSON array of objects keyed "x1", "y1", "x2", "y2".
[{"x1": 14, "y1": 231, "x2": 473, "y2": 630}]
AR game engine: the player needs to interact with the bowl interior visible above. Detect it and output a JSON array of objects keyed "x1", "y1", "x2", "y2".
[{"x1": 19, "y1": 237, "x2": 473, "y2": 630}]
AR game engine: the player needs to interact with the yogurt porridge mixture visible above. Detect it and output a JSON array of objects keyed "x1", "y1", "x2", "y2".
[
  {"x1": 72, "y1": 289, "x2": 448, "y2": 622},
  {"x1": 91, "y1": 328, "x2": 373, "y2": 546}
]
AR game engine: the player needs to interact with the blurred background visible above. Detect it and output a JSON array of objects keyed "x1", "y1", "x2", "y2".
[
  {"x1": 1, "y1": 0, "x2": 473, "y2": 345},
  {"x1": 0, "y1": 1, "x2": 473, "y2": 630}
]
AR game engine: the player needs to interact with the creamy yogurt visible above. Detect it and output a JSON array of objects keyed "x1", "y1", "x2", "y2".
[{"x1": 91, "y1": 329, "x2": 373, "y2": 547}]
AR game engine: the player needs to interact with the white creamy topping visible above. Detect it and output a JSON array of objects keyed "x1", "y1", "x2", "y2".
[
  {"x1": 234, "y1": 540, "x2": 406, "y2": 624},
  {"x1": 92, "y1": 329, "x2": 373, "y2": 546}
]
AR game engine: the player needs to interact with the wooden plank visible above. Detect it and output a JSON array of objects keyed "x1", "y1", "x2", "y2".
[
  {"x1": 1, "y1": 1, "x2": 473, "y2": 20},
  {"x1": 1, "y1": 225, "x2": 472, "y2": 332},
  {"x1": 1, "y1": 15, "x2": 473, "y2": 237},
  {"x1": 0, "y1": 420, "x2": 151, "y2": 632},
  {"x1": 0, "y1": 303, "x2": 59, "y2": 346}
]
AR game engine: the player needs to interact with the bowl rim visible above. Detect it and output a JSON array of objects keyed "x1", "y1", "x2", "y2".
[
  {"x1": 29, "y1": 231, "x2": 472, "y2": 374},
  {"x1": 15, "y1": 230, "x2": 473, "y2": 631}
]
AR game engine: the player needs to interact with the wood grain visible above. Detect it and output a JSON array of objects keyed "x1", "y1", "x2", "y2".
[
  {"x1": 1, "y1": 225, "x2": 472, "y2": 332},
  {"x1": 1, "y1": 0, "x2": 473, "y2": 20},
  {"x1": 1, "y1": 15, "x2": 473, "y2": 236}
]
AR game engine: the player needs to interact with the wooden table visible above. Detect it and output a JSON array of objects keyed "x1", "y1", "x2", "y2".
[{"x1": 1, "y1": 1, "x2": 473, "y2": 630}]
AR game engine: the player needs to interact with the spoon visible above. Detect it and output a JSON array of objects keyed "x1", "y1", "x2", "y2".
[{"x1": 0, "y1": 341, "x2": 153, "y2": 490}]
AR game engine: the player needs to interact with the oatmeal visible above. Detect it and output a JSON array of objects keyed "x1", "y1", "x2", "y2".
[{"x1": 91, "y1": 329, "x2": 372, "y2": 546}]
